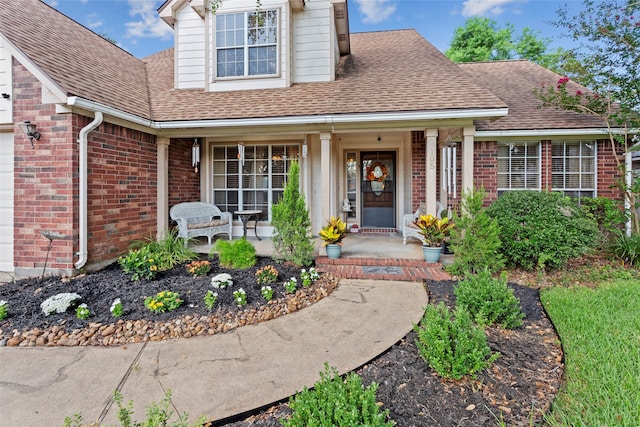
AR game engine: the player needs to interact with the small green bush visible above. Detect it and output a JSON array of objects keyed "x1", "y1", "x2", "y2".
[
  {"x1": 281, "y1": 363, "x2": 394, "y2": 427},
  {"x1": 118, "y1": 245, "x2": 161, "y2": 281},
  {"x1": 447, "y1": 188, "x2": 504, "y2": 276},
  {"x1": 119, "y1": 230, "x2": 197, "y2": 281},
  {"x1": 487, "y1": 191, "x2": 599, "y2": 271},
  {"x1": 414, "y1": 303, "x2": 499, "y2": 380},
  {"x1": 214, "y1": 238, "x2": 256, "y2": 269},
  {"x1": 454, "y1": 270, "x2": 525, "y2": 329},
  {"x1": 609, "y1": 231, "x2": 640, "y2": 267}
]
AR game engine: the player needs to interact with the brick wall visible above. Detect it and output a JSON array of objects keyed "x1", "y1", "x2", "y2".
[
  {"x1": 13, "y1": 59, "x2": 76, "y2": 273},
  {"x1": 473, "y1": 140, "x2": 498, "y2": 206},
  {"x1": 85, "y1": 120, "x2": 157, "y2": 265},
  {"x1": 410, "y1": 131, "x2": 426, "y2": 212},
  {"x1": 12, "y1": 60, "x2": 157, "y2": 275},
  {"x1": 596, "y1": 139, "x2": 624, "y2": 199},
  {"x1": 168, "y1": 138, "x2": 201, "y2": 208}
]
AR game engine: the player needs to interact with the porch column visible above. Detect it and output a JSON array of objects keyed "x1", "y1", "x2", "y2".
[
  {"x1": 157, "y1": 137, "x2": 170, "y2": 240},
  {"x1": 320, "y1": 132, "x2": 333, "y2": 221},
  {"x1": 425, "y1": 128, "x2": 438, "y2": 215},
  {"x1": 462, "y1": 126, "x2": 475, "y2": 193}
]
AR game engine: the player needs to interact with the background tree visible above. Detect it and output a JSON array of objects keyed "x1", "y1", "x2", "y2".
[
  {"x1": 445, "y1": 16, "x2": 563, "y2": 71},
  {"x1": 536, "y1": 0, "x2": 640, "y2": 234}
]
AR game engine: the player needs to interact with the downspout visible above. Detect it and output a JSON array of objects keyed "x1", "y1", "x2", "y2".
[{"x1": 75, "y1": 111, "x2": 103, "y2": 269}]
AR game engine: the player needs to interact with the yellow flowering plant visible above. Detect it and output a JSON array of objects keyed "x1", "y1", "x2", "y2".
[{"x1": 144, "y1": 290, "x2": 182, "y2": 314}]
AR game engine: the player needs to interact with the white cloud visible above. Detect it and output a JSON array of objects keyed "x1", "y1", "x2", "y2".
[
  {"x1": 462, "y1": 0, "x2": 520, "y2": 17},
  {"x1": 47, "y1": 0, "x2": 59, "y2": 6},
  {"x1": 86, "y1": 13, "x2": 104, "y2": 29},
  {"x1": 125, "y1": 0, "x2": 173, "y2": 40},
  {"x1": 354, "y1": 0, "x2": 397, "y2": 24}
]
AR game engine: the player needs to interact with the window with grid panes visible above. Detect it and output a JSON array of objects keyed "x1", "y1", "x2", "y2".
[
  {"x1": 552, "y1": 140, "x2": 595, "y2": 200},
  {"x1": 212, "y1": 144, "x2": 299, "y2": 221},
  {"x1": 497, "y1": 142, "x2": 540, "y2": 195},
  {"x1": 215, "y1": 10, "x2": 278, "y2": 78}
]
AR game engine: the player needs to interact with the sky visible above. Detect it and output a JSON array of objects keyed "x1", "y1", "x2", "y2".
[{"x1": 45, "y1": 0, "x2": 587, "y2": 58}]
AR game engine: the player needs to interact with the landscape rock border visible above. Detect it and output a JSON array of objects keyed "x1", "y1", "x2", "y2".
[{"x1": 1, "y1": 275, "x2": 338, "y2": 348}]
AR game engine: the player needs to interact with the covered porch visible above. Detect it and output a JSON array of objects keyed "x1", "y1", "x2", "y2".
[{"x1": 191, "y1": 233, "x2": 451, "y2": 282}]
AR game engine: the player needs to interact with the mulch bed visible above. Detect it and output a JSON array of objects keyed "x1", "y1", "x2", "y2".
[{"x1": 0, "y1": 258, "x2": 563, "y2": 426}]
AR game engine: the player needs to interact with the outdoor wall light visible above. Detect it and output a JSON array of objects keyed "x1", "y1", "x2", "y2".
[{"x1": 19, "y1": 120, "x2": 41, "y2": 148}]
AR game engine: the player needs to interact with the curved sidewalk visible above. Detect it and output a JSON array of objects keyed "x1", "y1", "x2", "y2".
[{"x1": 0, "y1": 279, "x2": 429, "y2": 426}]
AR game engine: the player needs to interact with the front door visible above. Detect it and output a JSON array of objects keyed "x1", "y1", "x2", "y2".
[{"x1": 361, "y1": 152, "x2": 395, "y2": 227}]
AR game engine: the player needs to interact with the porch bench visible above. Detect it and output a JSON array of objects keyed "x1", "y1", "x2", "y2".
[{"x1": 170, "y1": 202, "x2": 232, "y2": 246}]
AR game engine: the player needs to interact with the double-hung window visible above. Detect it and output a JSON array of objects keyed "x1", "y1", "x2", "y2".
[
  {"x1": 497, "y1": 142, "x2": 540, "y2": 195},
  {"x1": 215, "y1": 10, "x2": 278, "y2": 78},
  {"x1": 551, "y1": 140, "x2": 596, "y2": 200},
  {"x1": 212, "y1": 144, "x2": 299, "y2": 221}
]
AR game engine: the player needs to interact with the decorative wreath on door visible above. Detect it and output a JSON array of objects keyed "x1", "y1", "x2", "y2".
[{"x1": 366, "y1": 162, "x2": 389, "y2": 183}]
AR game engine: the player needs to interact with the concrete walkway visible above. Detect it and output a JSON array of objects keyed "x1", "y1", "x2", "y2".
[{"x1": 0, "y1": 279, "x2": 429, "y2": 426}]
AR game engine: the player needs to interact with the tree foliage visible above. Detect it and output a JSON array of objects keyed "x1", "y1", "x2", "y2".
[
  {"x1": 536, "y1": 0, "x2": 640, "y2": 234},
  {"x1": 445, "y1": 16, "x2": 561, "y2": 70}
]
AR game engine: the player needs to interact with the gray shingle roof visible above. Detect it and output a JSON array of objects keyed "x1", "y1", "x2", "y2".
[
  {"x1": 145, "y1": 30, "x2": 507, "y2": 122},
  {"x1": 459, "y1": 60, "x2": 607, "y2": 131}
]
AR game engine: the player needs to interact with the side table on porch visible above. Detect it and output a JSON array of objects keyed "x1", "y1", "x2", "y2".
[{"x1": 234, "y1": 210, "x2": 262, "y2": 240}]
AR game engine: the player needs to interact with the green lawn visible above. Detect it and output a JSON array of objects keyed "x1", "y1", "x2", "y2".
[{"x1": 540, "y1": 279, "x2": 640, "y2": 426}]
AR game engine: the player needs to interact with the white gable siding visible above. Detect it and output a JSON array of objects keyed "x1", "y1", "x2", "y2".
[
  {"x1": 175, "y1": 4, "x2": 206, "y2": 89},
  {"x1": 207, "y1": 0, "x2": 291, "y2": 92},
  {"x1": 0, "y1": 42, "x2": 12, "y2": 124},
  {"x1": 0, "y1": 131, "x2": 14, "y2": 274},
  {"x1": 293, "y1": 1, "x2": 332, "y2": 83}
]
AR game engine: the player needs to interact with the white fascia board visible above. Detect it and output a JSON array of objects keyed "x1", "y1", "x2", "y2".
[
  {"x1": 67, "y1": 97, "x2": 509, "y2": 130},
  {"x1": 67, "y1": 96, "x2": 154, "y2": 127},
  {"x1": 475, "y1": 128, "x2": 631, "y2": 139},
  {"x1": 154, "y1": 108, "x2": 510, "y2": 129},
  {"x1": 0, "y1": 33, "x2": 67, "y2": 103}
]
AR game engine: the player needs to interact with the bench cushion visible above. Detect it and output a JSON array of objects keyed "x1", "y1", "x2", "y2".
[{"x1": 187, "y1": 219, "x2": 229, "y2": 229}]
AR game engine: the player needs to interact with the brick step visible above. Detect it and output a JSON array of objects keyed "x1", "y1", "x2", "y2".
[{"x1": 315, "y1": 256, "x2": 451, "y2": 282}]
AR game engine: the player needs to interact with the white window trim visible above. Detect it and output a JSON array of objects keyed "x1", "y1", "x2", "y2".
[
  {"x1": 212, "y1": 143, "x2": 299, "y2": 221},
  {"x1": 551, "y1": 140, "x2": 597, "y2": 199},
  {"x1": 213, "y1": 8, "x2": 281, "y2": 81},
  {"x1": 497, "y1": 141, "x2": 541, "y2": 193}
]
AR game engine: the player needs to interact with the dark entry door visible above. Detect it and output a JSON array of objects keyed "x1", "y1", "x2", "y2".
[{"x1": 361, "y1": 152, "x2": 395, "y2": 227}]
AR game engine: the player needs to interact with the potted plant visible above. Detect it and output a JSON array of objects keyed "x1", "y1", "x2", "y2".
[
  {"x1": 318, "y1": 216, "x2": 347, "y2": 259},
  {"x1": 413, "y1": 214, "x2": 454, "y2": 262}
]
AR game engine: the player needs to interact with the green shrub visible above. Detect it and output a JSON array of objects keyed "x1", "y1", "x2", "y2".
[
  {"x1": 214, "y1": 238, "x2": 256, "y2": 269},
  {"x1": 271, "y1": 161, "x2": 315, "y2": 267},
  {"x1": 118, "y1": 244, "x2": 161, "y2": 281},
  {"x1": 447, "y1": 188, "x2": 504, "y2": 277},
  {"x1": 144, "y1": 230, "x2": 198, "y2": 271},
  {"x1": 486, "y1": 191, "x2": 599, "y2": 271},
  {"x1": 454, "y1": 270, "x2": 525, "y2": 329},
  {"x1": 281, "y1": 363, "x2": 393, "y2": 427},
  {"x1": 580, "y1": 197, "x2": 627, "y2": 244},
  {"x1": 609, "y1": 230, "x2": 640, "y2": 267},
  {"x1": 414, "y1": 303, "x2": 499, "y2": 380},
  {"x1": 118, "y1": 230, "x2": 197, "y2": 281}
]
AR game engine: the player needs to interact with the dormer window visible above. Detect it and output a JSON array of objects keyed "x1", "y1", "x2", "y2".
[{"x1": 215, "y1": 10, "x2": 279, "y2": 78}]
